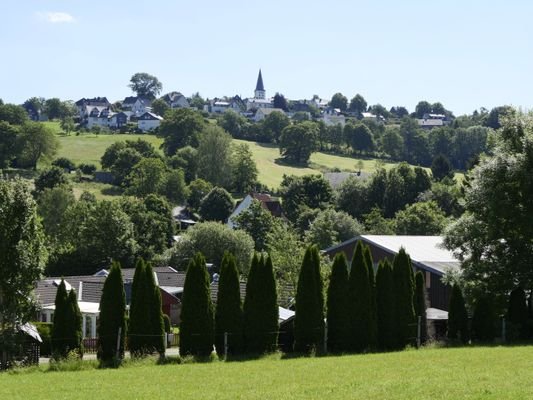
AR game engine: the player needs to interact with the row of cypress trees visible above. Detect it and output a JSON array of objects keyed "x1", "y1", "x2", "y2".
[
  {"x1": 52, "y1": 279, "x2": 83, "y2": 358},
  {"x1": 180, "y1": 251, "x2": 279, "y2": 357},
  {"x1": 96, "y1": 259, "x2": 165, "y2": 363},
  {"x1": 295, "y1": 241, "x2": 426, "y2": 354}
]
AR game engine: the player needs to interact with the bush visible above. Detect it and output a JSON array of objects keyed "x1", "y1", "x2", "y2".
[
  {"x1": 78, "y1": 163, "x2": 97, "y2": 175},
  {"x1": 447, "y1": 285, "x2": 469, "y2": 343},
  {"x1": 163, "y1": 314, "x2": 171, "y2": 334},
  {"x1": 33, "y1": 322, "x2": 53, "y2": 356},
  {"x1": 199, "y1": 187, "x2": 234, "y2": 222},
  {"x1": 472, "y1": 295, "x2": 496, "y2": 342},
  {"x1": 326, "y1": 253, "x2": 351, "y2": 353},
  {"x1": 52, "y1": 157, "x2": 76, "y2": 171}
]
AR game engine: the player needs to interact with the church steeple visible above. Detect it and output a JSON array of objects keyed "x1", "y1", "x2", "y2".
[{"x1": 254, "y1": 69, "x2": 265, "y2": 99}]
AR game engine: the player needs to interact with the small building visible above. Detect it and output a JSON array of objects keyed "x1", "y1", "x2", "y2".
[
  {"x1": 161, "y1": 91, "x2": 189, "y2": 108},
  {"x1": 108, "y1": 111, "x2": 132, "y2": 129},
  {"x1": 323, "y1": 235, "x2": 459, "y2": 311},
  {"x1": 227, "y1": 193, "x2": 284, "y2": 228},
  {"x1": 122, "y1": 96, "x2": 152, "y2": 116},
  {"x1": 321, "y1": 107, "x2": 346, "y2": 127},
  {"x1": 137, "y1": 112, "x2": 163, "y2": 132},
  {"x1": 254, "y1": 107, "x2": 286, "y2": 122},
  {"x1": 75, "y1": 97, "x2": 110, "y2": 119}
]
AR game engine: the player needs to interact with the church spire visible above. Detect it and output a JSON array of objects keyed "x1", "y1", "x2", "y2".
[{"x1": 254, "y1": 69, "x2": 265, "y2": 99}]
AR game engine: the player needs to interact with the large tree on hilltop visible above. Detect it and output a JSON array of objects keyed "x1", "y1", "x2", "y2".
[{"x1": 129, "y1": 72, "x2": 163, "y2": 99}]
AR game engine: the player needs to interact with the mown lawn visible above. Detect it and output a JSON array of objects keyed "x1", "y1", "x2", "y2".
[{"x1": 2, "y1": 346, "x2": 533, "y2": 399}]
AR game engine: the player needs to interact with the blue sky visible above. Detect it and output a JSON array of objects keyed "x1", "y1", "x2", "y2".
[{"x1": 1, "y1": 1, "x2": 532, "y2": 115}]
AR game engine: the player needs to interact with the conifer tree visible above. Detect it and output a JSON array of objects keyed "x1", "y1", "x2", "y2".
[
  {"x1": 447, "y1": 284, "x2": 469, "y2": 343},
  {"x1": 326, "y1": 253, "x2": 351, "y2": 352},
  {"x1": 348, "y1": 240, "x2": 373, "y2": 352},
  {"x1": 145, "y1": 262, "x2": 165, "y2": 355},
  {"x1": 243, "y1": 253, "x2": 279, "y2": 353},
  {"x1": 414, "y1": 271, "x2": 428, "y2": 344},
  {"x1": 376, "y1": 260, "x2": 396, "y2": 350},
  {"x1": 66, "y1": 289, "x2": 83, "y2": 357},
  {"x1": 97, "y1": 261, "x2": 126, "y2": 362},
  {"x1": 180, "y1": 252, "x2": 214, "y2": 356},
  {"x1": 294, "y1": 246, "x2": 324, "y2": 353},
  {"x1": 215, "y1": 252, "x2": 243, "y2": 356},
  {"x1": 392, "y1": 248, "x2": 415, "y2": 348},
  {"x1": 128, "y1": 258, "x2": 149, "y2": 356},
  {"x1": 471, "y1": 295, "x2": 496, "y2": 342},
  {"x1": 51, "y1": 279, "x2": 69, "y2": 358},
  {"x1": 364, "y1": 245, "x2": 377, "y2": 349},
  {"x1": 507, "y1": 287, "x2": 528, "y2": 341}
]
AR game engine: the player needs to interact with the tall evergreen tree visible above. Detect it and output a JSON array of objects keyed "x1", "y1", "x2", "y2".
[
  {"x1": 472, "y1": 295, "x2": 496, "y2": 342},
  {"x1": 348, "y1": 241, "x2": 373, "y2": 352},
  {"x1": 180, "y1": 253, "x2": 214, "y2": 356},
  {"x1": 97, "y1": 261, "x2": 127, "y2": 363},
  {"x1": 294, "y1": 246, "x2": 324, "y2": 352},
  {"x1": 364, "y1": 245, "x2": 377, "y2": 349},
  {"x1": 392, "y1": 248, "x2": 415, "y2": 349},
  {"x1": 326, "y1": 253, "x2": 351, "y2": 352},
  {"x1": 66, "y1": 289, "x2": 83, "y2": 357},
  {"x1": 145, "y1": 262, "x2": 165, "y2": 355},
  {"x1": 128, "y1": 258, "x2": 150, "y2": 356},
  {"x1": 376, "y1": 260, "x2": 396, "y2": 350},
  {"x1": 447, "y1": 284, "x2": 469, "y2": 343},
  {"x1": 243, "y1": 253, "x2": 279, "y2": 353},
  {"x1": 215, "y1": 252, "x2": 243, "y2": 356},
  {"x1": 51, "y1": 279, "x2": 69, "y2": 358},
  {"x1": 414, "y1": 271, "x2": 428, "y2": 344},
  {"x1": 507, "y1": 287, "x2": 529, "y2": 341}
]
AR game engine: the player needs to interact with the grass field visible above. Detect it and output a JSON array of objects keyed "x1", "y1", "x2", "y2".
[{"x1": 2, "y1": 346, "x2": 533, "y2": 399}]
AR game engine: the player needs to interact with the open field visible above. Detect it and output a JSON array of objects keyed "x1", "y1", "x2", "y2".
[{"x1": 2, "y1": 346, "x2": 533, "y2": 399}]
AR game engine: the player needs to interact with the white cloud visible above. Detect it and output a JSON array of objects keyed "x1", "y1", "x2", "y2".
[{"x1": 37, "y1": 12, "x2": 76, "y2": 24}]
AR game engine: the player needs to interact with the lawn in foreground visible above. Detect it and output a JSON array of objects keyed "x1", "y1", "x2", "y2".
[{"x1": 2, "y1": 346, "x2": 533, "y2": 399}]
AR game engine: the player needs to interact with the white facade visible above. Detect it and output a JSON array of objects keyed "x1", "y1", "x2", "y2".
[
  {"x1": 245, "y1": 98, "x2": 273, "y2": 111},
  {"x1": 322, "y1": 113, "x2": 346, "y2": 127},
  {"x1": 254, "y1": 107, "x2": 286, "y2": 122},
  {"x1": 138, "y1": 112, "x2": 163, "y2": 132},
  {"x1": 227, "y1": 194, "x2": 254, "y2": 228},
  {"x1": 41, "y1": 302, "x2": 99, "y2": 339}
]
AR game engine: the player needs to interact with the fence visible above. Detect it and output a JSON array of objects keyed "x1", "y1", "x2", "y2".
[{"x1": 81, "y1": 333, "x2": 179, "y2": 354}]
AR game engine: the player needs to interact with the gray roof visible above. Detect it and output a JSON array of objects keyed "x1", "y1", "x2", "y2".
[{"x1": 324, "y1": 171, "x2": 369, "y2": 189}]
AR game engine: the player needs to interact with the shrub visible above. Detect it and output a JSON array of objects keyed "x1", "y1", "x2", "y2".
[
  {"x1": 52, "y1": 157, "x2": 76, "y2": 171},
  {"x1": 472, "y1": 295, "x2": 496, "y2": 342},
  {"x1": 326, "y1": 253, "x2": 350, "y2": 352},
  {"x1": 447, "y1": 285, "x2": 469, "y2": 343},
  {"x1": 376, "y1": 260, "x2": 396, "y2": 350},
  {"x1": 507, "y1": 287, "x2": 529, "y2": 341},
  {"x1": 78, "y1": 163, "x2": 97, "y2": 175},
  {"x1": 392, "y1": 248, "x2": 415, "y2": 349}
]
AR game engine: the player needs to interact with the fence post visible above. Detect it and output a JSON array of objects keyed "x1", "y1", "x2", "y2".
[
  {"x1": 502, "y1": 317, "x2": 506, "y2": 343},
  {"x1": 115, "y1": 327, "x2": 122, "y2": 361},
  {"x1": 417, "y1": 316, "x2": 421, "y2": 349},
  {"x1": 324, "y1": 321, "x2": 328, "y2": 354},
  {"x1": 224, "y1": 332, "x2": 228, "y2": 360}
]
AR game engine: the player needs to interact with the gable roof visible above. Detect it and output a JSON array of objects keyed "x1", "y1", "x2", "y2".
[{"x1": 138, "y1": 112, "x2": 163, "y2": 121}]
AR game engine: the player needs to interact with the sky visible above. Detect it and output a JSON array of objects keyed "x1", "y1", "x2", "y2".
[{"x1": 1, "y1": 1, "x2": 532, "y2": 115}]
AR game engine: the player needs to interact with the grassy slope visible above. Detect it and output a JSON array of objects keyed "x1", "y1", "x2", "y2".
[{"x1": 2, "y1": 347, "x2": 533, "y2": 399}]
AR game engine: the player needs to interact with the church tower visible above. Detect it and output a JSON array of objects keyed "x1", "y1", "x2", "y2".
[{"x1": 254, "y1": 69, "x2": 265, "y2": 99}]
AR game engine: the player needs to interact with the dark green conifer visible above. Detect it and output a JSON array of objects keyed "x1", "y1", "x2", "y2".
[
  {"x1": 392, "y1": 248, "x2": 415, "y2": 348},
  {"x1": 215, "y1": 252, "x2": 243, "y2": 356},
  {"x1": 472, "y1": 295, "x2": 496, "y2": 342},
  {"x1": 348, "y1": 240, "x2": 372, "y2": 352},
  {"x1": 145, "y1": 262, "x2": 165, "y2": 355},
  {"x1": 376, "y1": 260, "x2": 396, "y2": 350},
  {"x1": 97, "y1": 262, "x2": 127, "y2": 362},
  {"x1": 447, "y1": 284, "x2": 469, "y2": 343},
  {"x1": 128, "y1": 258, "x2": 149, "y2": 356},
  {"x1": 294, "y1": 246, "x2": 324, "y2": 353},
  {"x1": 66, "y1": 289, "x2": 83, "y2": 357},
  {"x1": 414, "y1": 271, "x2": 428, "y2": 344},
  {"x1": 326, "y1": 253, "x2": 351, "y2": 352},
  {"x1": 51, "y1": 279, "x2": 69, "y2": 358},
  {"x1": 364, "y1": 245, "x2": 377, "y2": 349},
  {"x1": 180, "y1": 253, "x2": 214, "y2": 356},
  {"x1": 507, "y1": 287, "x2": 528, "y2": 341}
]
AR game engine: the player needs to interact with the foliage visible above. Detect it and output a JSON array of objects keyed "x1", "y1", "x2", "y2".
[
  {"x1": 0, "y1": 179, "x2": 46, "y2": 360},
  {"x1": 159, "y1": 108, "x2": 206, "y2": 156},
  {"x1": 97, "y1": 261, "x2": 126, "y2": 362},
  {"x1": 231, "y1": 143, "x2": 258, "y2": 193},
  {"x1": 394, "y1": 201, "x2": 447, "y2": 235},
  {"x1": 38, "y1": 186, "x2": 76, "y2": 239},
  {"x1": 162, "y1": 168, "x2": 189, "y2": 205},
  {"x1": 215, "y1": 252, "x2": 243, "y2": 356},
  {"x1": 273, "y1": 93, "x2": 289, "y2": 112},
  {"x1": 125, "y1": 158, "x2": 167, "y2": 197},
  {"x1": 220, "y1": 110, "x2": 249, "y2": 139},
  {"x1": 431, "y1": 154, "x2": 454, "y2": 181},
  {"x1": 362, "y1": 207, "x2": 396, "y2": 235},
  {"x1": 0, "y1": 121, "x2": 19, "y2": 168},
  {"x1": 34, "y1": 166, "x2": 69, "y2": 195},
  {"x1": 280, "y1": 174, "x2": 333, "y2": 222},
  {"x1": 243, "y1": 254, "x2": 279, "y2": 353},
  {"x1": 169, "y1": 146, "x2": 198, "y2": 183},
  {"x1": 364, "y1": 245, "x2": 377, "y2": 349},
  {"x1": 279, "y1": 121, "x2": 319, "y2": 164},
  {"x1": 151, "y1": 98, "x2": 170, "y2": 117},
  {"x1": 305, "y1": 208, "x2": 363, "y2": 249},
  {"x1": 0, "y1": 103, "x2": 28, "y2": 125},
  {"x1": 128, "y1": 72, "x2": 163, "y2": 99},
  {"x1": 376, "y1": 260, "x2": 396, "y2": 350},
  {"x1": 349, "y1": 94, "x2": 367, "y2": 116},
  {"x1": 17, "y1": 122, "x2": 59, "y2": 169},
  {"x1": 348, "y1": 241, "x2": 374, "y2": 352},
  {"x1": 294, "y1": 246, "x2": 324, "y2": 353},
  {"x1": 51, "y1": 280, "x2": 69, "y2": 358},
  {"x1": 232, "y1": 199, "x2": 275, "y2": 251},
  {"x1": 330, "y1": 93, "x2": 348, "y2": 111},
  {"x1": 471, "y1": 295, "x2": 496, "y2": 342},
  {"x1": 260, "y1": 111, "x2": 290, "y2": 143},
  {"x1": 168, "y1": 221, "x2": 254, "y2": 274},
  {"x1": 507, "y1": 288, "x2": 529, "y2": 341},
  {"x1": 447, "y1": 285, "x2": 469, "y2": 343},
  {"x1": 326, "y1": 253, "x2": 351, "y2": 352},
  {"x1": 414, "y1": 271, "x2": 428, "y2": 344},
  {"x1": 52, "y1": 157, "x2": 76, "y2": 172},
  {"x1": 199, "y1": 187, "x2": 234, "y2": 222},
  {"x1": 392, "y1": 248, "x2": 415, "y2": 349},
  {"x1": 443, "y1": 113, "x2": 533, "y2": 299},
  {"x1": 187, "y1": 178, "x2": 212, "y2": 211},
  {"x1": 180, "y1": 253, "x2": 214, "y2": 356},
  {"x1": 345, "y1": 122, "x2": 375, "y2": 154},
  {"x1": 197, "y1": 125, "x2": 233, "y2": 188}
]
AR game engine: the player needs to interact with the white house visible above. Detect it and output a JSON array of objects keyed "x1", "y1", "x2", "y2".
[
  {"x1": 254, "y1": 107, "x2": 285, "y2": 122},
  {"x1": 161, "y1": 91, "x2": 189, "y2": 108},
  {"x1": 122, "y1": 96, "x2": 153, "y2": 116},
  {"x1": 87, "y1": 107, "x2": 113, "y2": 129},
  {"x1": 137, "y1": 112, "x2": 163, "y2": 131},
  {"x1": 321, "y1": 107, "x2": 346, "y2": 126}
]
